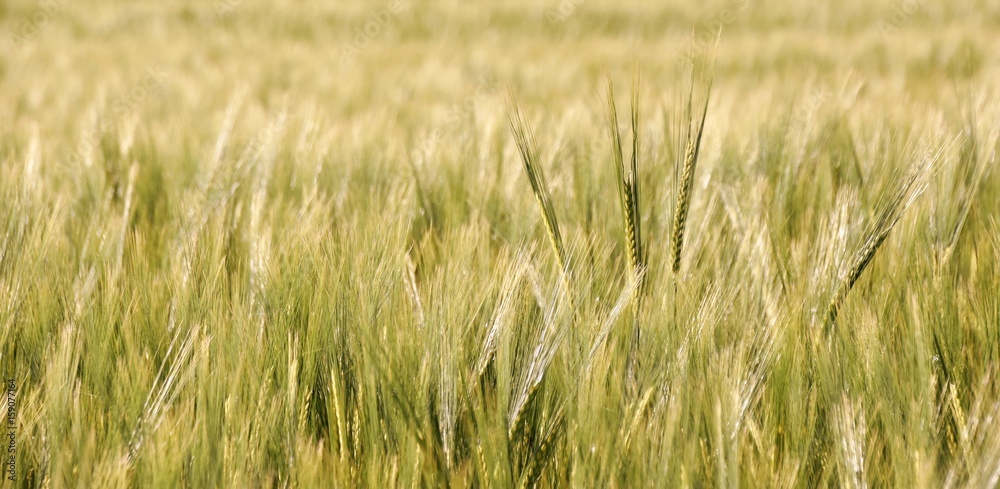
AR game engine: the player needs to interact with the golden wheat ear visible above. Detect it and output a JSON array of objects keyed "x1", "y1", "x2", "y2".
[{"x1": 505, "y1": 91, "x2": 568, "y2": 280}]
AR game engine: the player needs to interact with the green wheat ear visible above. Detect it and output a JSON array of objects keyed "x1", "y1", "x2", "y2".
[
  {"x1": 671, "y1": 63, "x2": 714, "y2": 276},
  {"x1": 505, "y1": 92, "x2": 568, "y2": 281},
  {"x1": 607, "y1": 75, "x2": 644, "y2": 284},
  {"x1": 607, "y1": 74, "x2": 644, "y2": 392}
]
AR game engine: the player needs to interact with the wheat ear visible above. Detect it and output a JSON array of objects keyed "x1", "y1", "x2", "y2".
[
  {"x1": 670, "y1": 67, "x2": 713, "y2": 275},
  {"x1": 506, "y1": 93, "x2": 568, "y2": 281}
]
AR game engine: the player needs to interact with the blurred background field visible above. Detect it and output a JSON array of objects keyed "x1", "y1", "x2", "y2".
[
  {"x1": 2, "y1": 0, "x2": 1000, "y2": 487},
  {"x1": 2, "y1": 0, "x2": 999, "y2": 143}
]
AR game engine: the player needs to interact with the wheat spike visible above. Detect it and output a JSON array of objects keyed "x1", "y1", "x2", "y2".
[
  {"x1": 506, "y1": 93, "x2": 568, "y2": 280},
  {"x1": 607, "y1": 76, "x2": 643, "y2": 278},
  {"x1": 670, "y1": 65, "x2": 714, "y2": 275}
]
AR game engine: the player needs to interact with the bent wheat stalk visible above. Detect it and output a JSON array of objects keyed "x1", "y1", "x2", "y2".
[
  {"x1": 506, "y1": 93, "x2": 569, "y2": 284},
  {"x1": 824, "y1": 161, "x2": 929, "y2": 330}
]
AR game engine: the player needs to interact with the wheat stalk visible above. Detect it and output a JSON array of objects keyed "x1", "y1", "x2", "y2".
[{"x1": 607, "y1": 75, "x2": 644, "y2": 390}]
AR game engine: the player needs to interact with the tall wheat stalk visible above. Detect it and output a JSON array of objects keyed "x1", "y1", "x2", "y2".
[
  {"x1": 607, "y1": 75, "x2": 644, "y2": 391},
  {"x1": 669, "y1": 60, "x2": 714, "y2": 335}
]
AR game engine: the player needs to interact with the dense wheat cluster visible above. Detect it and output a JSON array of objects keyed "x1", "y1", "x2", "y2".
[{"x1": 2, "y1": 0, "x2": 999, "y2": 487}]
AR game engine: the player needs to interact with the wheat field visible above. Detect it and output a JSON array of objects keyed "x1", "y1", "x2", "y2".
[{"x1": 2, "y1": 0, "x2": 1000, "y2": 487}]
